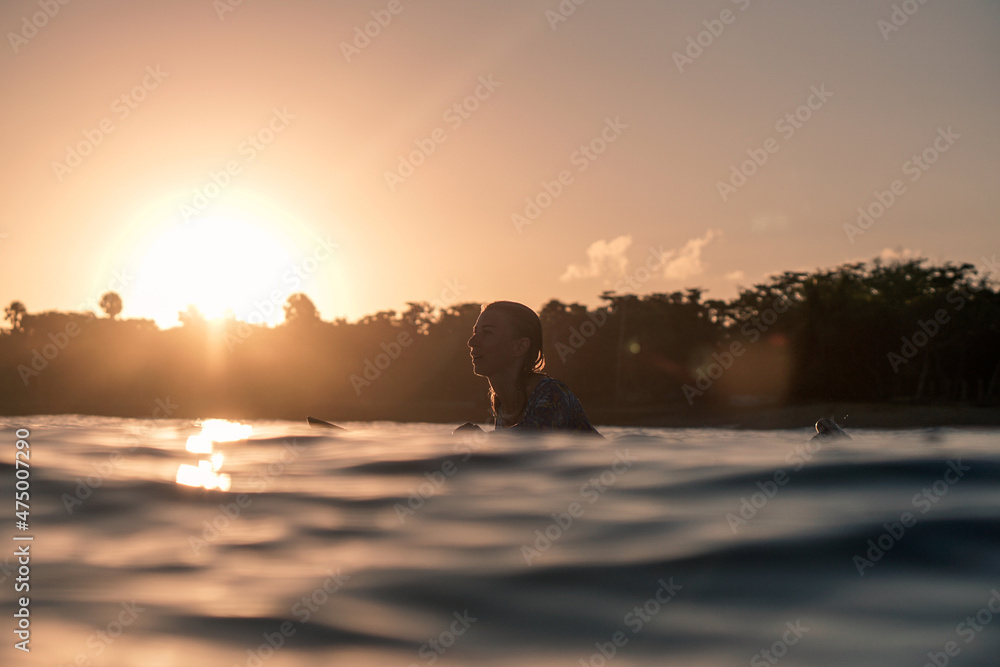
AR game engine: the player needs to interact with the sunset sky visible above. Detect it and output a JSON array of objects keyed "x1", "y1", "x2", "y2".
[{"x1": 2, "y1": 0, "x2": 997, "y2": 327}]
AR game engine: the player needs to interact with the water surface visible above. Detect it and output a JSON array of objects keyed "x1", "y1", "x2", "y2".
[{"x1": 3, "y1": 416, "x2": 999, "y2": 666}]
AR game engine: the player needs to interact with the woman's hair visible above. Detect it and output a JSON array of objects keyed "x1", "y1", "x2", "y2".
[{"x1": 481, "y1": 301, "x2": 545, "y2": 418}]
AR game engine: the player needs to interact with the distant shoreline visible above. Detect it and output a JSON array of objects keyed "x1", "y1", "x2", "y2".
[
  {"x1": 4, "y1": 401, "x2": 999, "y2": 431},
  {"x1": 5, "y1": 259, "x2": 998, "y2": 431},
  {"x1": 590, "y1": 402, "x2": 1000, "y2": 430}
]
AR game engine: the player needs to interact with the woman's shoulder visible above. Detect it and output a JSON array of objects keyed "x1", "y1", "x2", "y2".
[
  {"x1": 527, "y1": 375, "x2": 572, "y2": 399},
  {"x1": 523, "y1": 375, "x2": 600, "y2": 435},
  {"x1": 526, "y1": 376, "x2": 586, "y2": 411}
]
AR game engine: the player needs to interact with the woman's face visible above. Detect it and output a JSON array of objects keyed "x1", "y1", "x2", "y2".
[{"x1": 467, "y1": 309, "x2": 527, "y2": 378}]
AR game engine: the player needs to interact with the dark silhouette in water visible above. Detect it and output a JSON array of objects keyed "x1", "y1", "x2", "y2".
[
  {"x1": 457, "y1": 301, "x2": 600, "y2": 435},
  {"x1": 307, "y1": 415, "x2": 345, "y2": 429},
  {"x1": 1, "y1": 257, "x2": 998, "y2": 423},
  {"x1": 811, "y1": 418, "x2": 851, "y2": 440}
]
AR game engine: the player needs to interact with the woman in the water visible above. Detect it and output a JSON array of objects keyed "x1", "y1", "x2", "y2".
[{"x1": 457, "y1": 301, "x2": 600, "y2": 435}]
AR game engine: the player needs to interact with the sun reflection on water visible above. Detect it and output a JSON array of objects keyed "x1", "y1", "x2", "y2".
[{"x1": 175, "y1": 419, "x2": 251, "y2": 491}]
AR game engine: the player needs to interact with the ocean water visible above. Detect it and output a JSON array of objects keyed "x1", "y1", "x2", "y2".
[{"x1": 3, "y1": 415, "x2": 1000, "y2": 667}]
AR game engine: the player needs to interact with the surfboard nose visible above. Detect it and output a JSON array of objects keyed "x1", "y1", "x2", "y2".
[{"x1": 813, "y1": 418, "x2": 851, "y2": 440}]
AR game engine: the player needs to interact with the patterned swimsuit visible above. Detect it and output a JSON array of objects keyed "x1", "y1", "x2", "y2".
[{"x1": 494, "y1": 377, "x2": 600, "y2": 435}]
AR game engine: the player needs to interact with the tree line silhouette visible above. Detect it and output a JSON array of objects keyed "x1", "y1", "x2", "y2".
[{"x1": 2, "y1": 256, "x2": 998, "y2": 424}]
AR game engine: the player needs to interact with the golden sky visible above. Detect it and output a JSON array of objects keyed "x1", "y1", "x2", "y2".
[{"x1": 2, "y1": 0, "x2": 998, "y2": 327}]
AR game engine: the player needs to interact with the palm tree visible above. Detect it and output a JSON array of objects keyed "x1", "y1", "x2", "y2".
[
  {"x1": 99, "y1": 291, "x2": 123, "y2": 319},
  {"x1": 4, "y1": 301, "x2": 26, "y2": 332},
  {"x1": 284, "y1": 293, "x2": 320, "y2": 324}
]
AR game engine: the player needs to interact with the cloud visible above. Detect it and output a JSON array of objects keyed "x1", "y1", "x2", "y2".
[
  {"x1": 724, "y1": 270, "x2": 745, "y2": 282},
  {"x1": 877, "y1": 246, "x2": 921, "y2": 263},
  {"x1": 560, "y1": 235, "x2": 633, "y2": 282},
  {"x1": 661, "y1": 229, "x2": 721, "y2": 280},
  {"x1": 846, "y1": 246, "x2": 925, "y2": 268}
]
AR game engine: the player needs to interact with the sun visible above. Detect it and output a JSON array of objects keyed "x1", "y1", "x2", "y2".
[{"x1": 130, "y1": 215, "x2": 300, "y2": 328}]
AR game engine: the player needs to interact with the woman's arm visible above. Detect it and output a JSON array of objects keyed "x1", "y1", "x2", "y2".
[{"x1": 452, "y1": 422, "x2": 484, "y2": 434}]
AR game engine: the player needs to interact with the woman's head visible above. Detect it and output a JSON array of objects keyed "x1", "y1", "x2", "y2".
[{"x1": 467, "y1": 301, "x2": 545, "y2": 379}]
